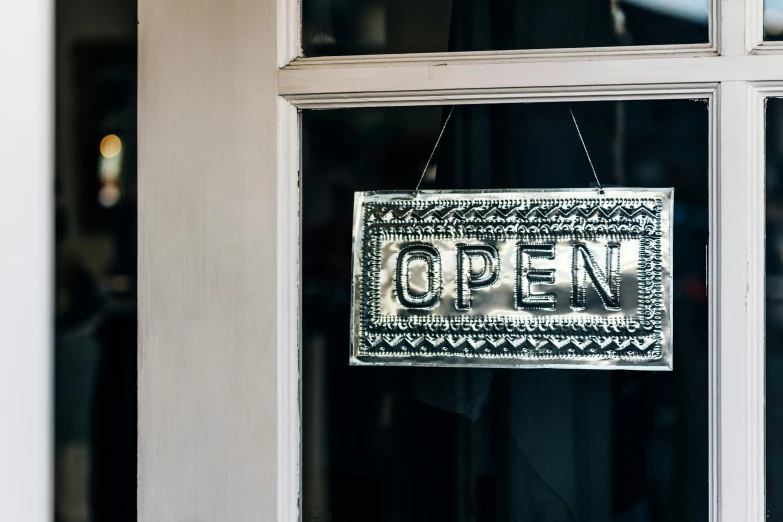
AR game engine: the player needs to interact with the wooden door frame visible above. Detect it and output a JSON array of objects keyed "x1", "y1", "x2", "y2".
[{"x1": 139, "y1": 0, "x2": 772, "y2": 520}]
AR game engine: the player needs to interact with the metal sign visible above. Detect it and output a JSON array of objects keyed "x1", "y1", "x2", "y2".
[{"x1": 350, "y1": 188, "x2": 673, "y2": 370}]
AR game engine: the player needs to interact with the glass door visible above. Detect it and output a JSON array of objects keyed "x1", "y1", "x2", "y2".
[{"x1": 138, "y1": 0, "x2": 773, "y2": 520}]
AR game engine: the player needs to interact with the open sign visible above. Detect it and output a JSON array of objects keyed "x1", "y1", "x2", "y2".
[{"x1": 350, "y1": 189, "x2": 673, "y2": 370}]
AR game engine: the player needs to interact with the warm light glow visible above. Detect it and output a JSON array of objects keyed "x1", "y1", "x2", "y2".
[
  {"x1": 99, "y1": 134, "x2": 122, "y2": 159},
  {"x1": 99, "y1": 183, "x2": 120, "y2": 208}
]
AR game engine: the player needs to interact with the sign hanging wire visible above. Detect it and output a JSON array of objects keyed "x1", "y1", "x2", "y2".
[
  {"x1": 414, "y1": 105, "x2": 455, "y2": 196},
  {"x1": 414, "y1": 105, "x2": 604, "y2": 195},
  {"x1": 568, "y1": 105, "x2": 605, "y2": 194}
]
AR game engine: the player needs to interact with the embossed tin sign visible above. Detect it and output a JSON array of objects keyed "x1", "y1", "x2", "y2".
[{"x1": 350, "y1": 188, "x2": 673, "y2": 370}]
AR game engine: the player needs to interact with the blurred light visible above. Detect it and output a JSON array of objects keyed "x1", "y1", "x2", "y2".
[
  {"x1": 100, "y1": 154, "x2": 121, "y2": 180},
  {"x1": 424, "y1": 164, "x2": 437, "y2": 183},
  {"x1": 99, "y1": 134, "x2": 122, "y2": 159},
  {"x1": 99, "y1": 184, "x2": 120, "y2": 208},
  {"x1": 98, "y1": 137, "x2": 123, "y2": 208}
]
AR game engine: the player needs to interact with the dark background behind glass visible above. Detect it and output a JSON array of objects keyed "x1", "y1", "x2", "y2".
[
  {"x1": 302, "y1": 0, "x2": 709, "y2": 56},
  {"x1": 767, "y1": 98, "x2": 783, "y2": 521},
  {"x1": 302, "y1": 100, "x2": 709, "y2": 522},
  {"x1": 54, "y1": 0, "x2": 137, "y2": 521}
]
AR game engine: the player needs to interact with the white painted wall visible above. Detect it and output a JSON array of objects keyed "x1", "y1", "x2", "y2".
[{"x1": 0, "y1": 0, "x2": 54, "y2": 520}]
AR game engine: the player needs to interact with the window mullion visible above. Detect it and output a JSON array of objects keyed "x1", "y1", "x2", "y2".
[
  {"x1": 719, "y1": 0, "x2": 749, "y2": 54},
  {"x1": 715, "y1": 80, "x2": 765, "y2": 522}
]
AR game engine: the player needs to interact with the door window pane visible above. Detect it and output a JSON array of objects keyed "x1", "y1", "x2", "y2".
[
  {"x1": 302, "y1": 100, "x2": 709, "y2": 522},
  {"x1": 55, "y1": 2, "x2": 138, "y2": 520},
  {"x1": 766, "y1": 0, "x2": 783, "y2": 40},
  {"x1": 302, "y1": 0, "x2": 710, "y2": 57},
  {"x1": 767, "y1": 97, "x2": 783, "y2": 519}
]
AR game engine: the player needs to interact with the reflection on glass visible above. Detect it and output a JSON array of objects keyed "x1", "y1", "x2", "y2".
[
  {"x1": 302, "y1": 0, "x2": 709, "y2": 56},
  {"x1": 767, "y1": 98, "x2": 783, "y2": 519},
  {"x1": 55, "y1": 1, "x2": 138, "y2": 520},
  {"x1": 767, "y1": 0, "x2": 783, "y2": 40},
  {"x1": 302, "y1": 100, "x2": 709, "y2": 522}
]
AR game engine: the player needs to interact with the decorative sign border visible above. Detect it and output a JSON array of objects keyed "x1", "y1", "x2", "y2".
[{"x1": 350, "y1": 188, "x2": 673, "y2": 370}]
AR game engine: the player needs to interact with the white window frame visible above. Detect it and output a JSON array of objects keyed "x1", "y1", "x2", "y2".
[{"x1": 138, "y1": 0, "x2": 773, "y2": 520}]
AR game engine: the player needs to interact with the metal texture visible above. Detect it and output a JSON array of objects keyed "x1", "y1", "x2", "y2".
[{"x1": 350, "y1": 188, "x2": 673, "y2": 370}]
